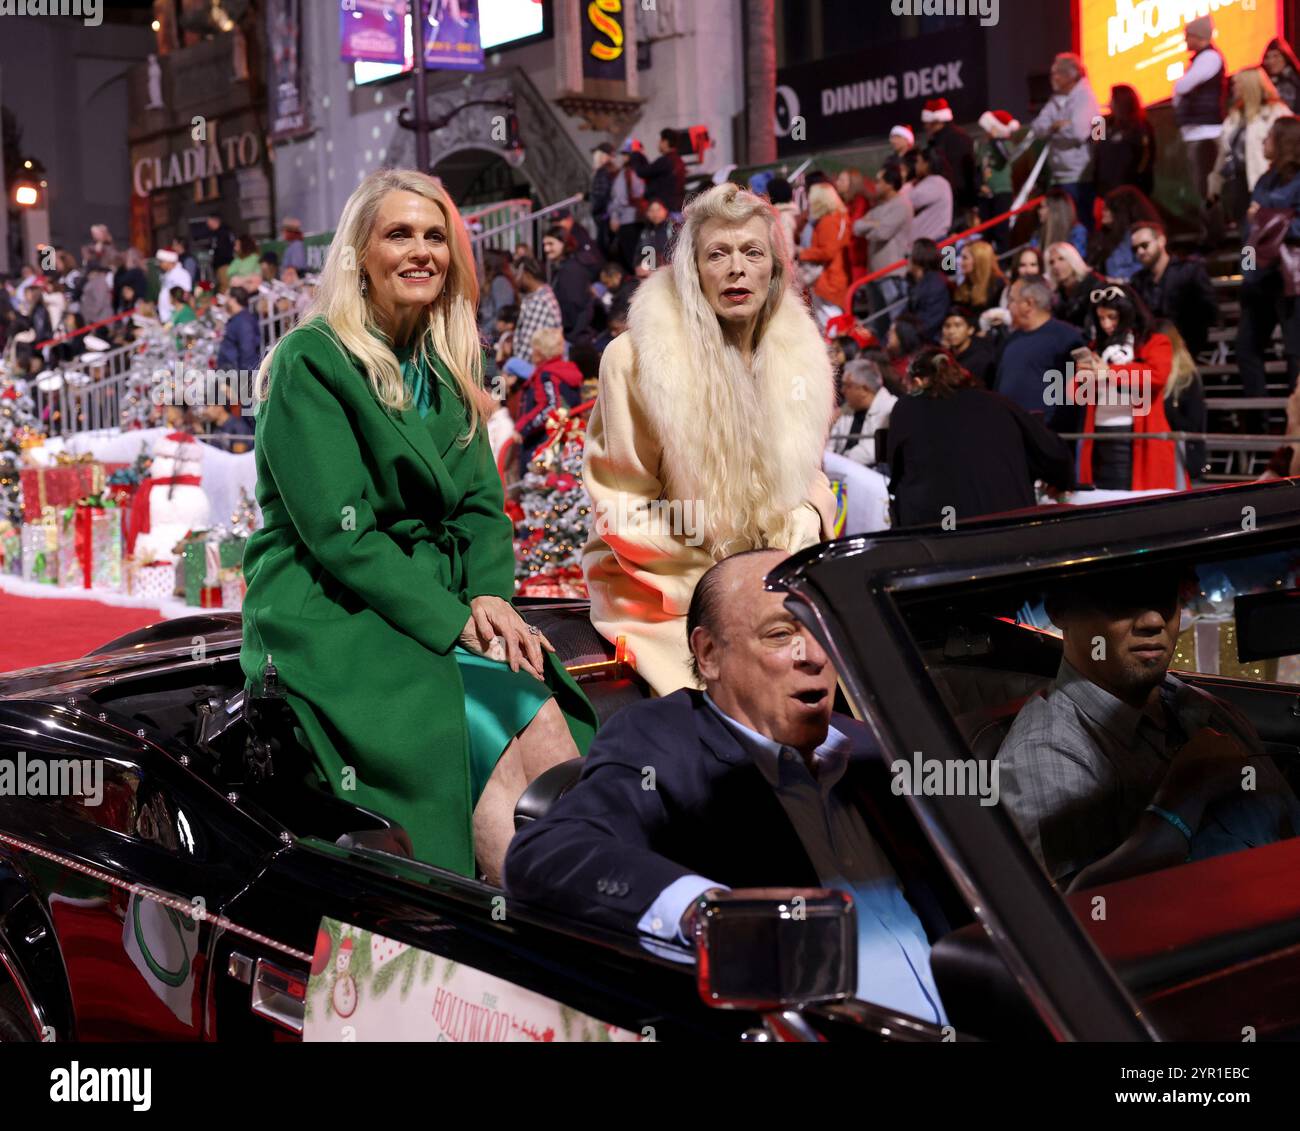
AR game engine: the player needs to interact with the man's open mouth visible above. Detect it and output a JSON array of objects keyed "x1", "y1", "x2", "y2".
[{"x1": 792, "y1": 688, "x2": 828, "y2": 706}]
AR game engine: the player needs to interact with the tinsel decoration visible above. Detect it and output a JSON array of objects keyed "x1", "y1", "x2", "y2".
[{"x1": 230, "y1": 486, "x2": 260, "y2": 538}]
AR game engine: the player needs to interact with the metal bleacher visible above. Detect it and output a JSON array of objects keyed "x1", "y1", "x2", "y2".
[{"x1": 1198, "y1": 265, "x2": 1291, "y2": 481}]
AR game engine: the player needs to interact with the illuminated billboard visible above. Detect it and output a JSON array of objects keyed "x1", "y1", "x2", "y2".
[
  {"x1": 352, "y1": 0, "x2": 546, "y2": 84},
  {"x1": 1076, "y1": 0, "x2": 1282, "y2": 107}
]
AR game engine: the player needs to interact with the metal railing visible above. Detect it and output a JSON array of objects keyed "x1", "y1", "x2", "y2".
[
  {"x1": 470, "y1": 193, "x2": 585, "y2": 262},
  {"x1": 34, "y1": 338, "x2": 138, "y2": 438},
  {"x1": 36, "y1": 300, "x2": 302, "y2": 439}
]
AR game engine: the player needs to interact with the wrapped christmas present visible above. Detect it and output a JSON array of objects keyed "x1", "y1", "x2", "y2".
[
  {"x1": 20, "y1": 518, "x2": 59, "y2": 584},
  {"x1": 125, "y1": 558, "x2": 176, "y2": 603},
  {"x1": 56, "y1": 500, "x2": 124, "y2": 590},
  {"x1": 176, "y1": 530, "x2": 223, "y2": 607},
  {"x1": 0, "y1": 520, "x2": 22, "y2": 577},
  {"x1": 219, "y1": 565, "x2": 245, "y2": 609},
  {"x1": 19, "y1": 456, "x2": 106, "y2": 523}
]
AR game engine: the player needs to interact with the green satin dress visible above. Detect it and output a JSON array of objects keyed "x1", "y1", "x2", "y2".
[{"x1": 396, "y1": 343, "x2": 553, "y2": 807}]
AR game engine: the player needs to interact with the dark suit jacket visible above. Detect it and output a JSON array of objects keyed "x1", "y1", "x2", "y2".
[{"x1": 504, "y1": 689, "x2": 962, "y2": 940}]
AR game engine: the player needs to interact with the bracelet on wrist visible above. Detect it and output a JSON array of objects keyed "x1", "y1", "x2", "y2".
[{"x1": 1146, "y1": 803, "x2": 1194, "y2": 861}]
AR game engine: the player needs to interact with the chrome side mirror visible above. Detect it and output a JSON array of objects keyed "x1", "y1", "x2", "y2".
[{"x1": 693, "y1": 888, "x2": 856, "y2": 1011}]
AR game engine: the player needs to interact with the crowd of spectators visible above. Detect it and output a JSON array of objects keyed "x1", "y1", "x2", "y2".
[
  {"x1": 9, "y1": 19, "x2": 1300, "y2": 518},
  {"x1": 0, "y1": 212, "x2": 318, "y2": 451}
]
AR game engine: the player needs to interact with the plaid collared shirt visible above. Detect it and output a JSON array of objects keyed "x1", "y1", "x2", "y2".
[
  {"x1": 513, "y1": 285, "x2": 563, "y2": 364},
  {"x1": 999, "y1": 659, "x2": 1299, "y2": 884}
]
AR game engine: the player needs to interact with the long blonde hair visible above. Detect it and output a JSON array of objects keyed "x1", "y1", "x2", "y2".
[
  {"x1": 954, "y1": 239, "x2": 1005, "y2": 307},
  {"x1": 1160, "y1": 320, "x2": 1198, "y2": 405},
  {"x1": 1232, "y1": 67, "x2": 1284, "y2": 123},
  {"x1": 656, "y1": 181, "x2": 813, "y2": 553},
  {"x1": 254, "y1": 169, "x2": 483, "y2": 440}
]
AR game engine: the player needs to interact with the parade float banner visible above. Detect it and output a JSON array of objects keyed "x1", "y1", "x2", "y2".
[
  {"x1": 267, "y1": 0, "x2": 313, "y2": 141},
  {"x1": 304, "y1": 918, "x2": 645, "y2": 1042},
  {"x1": 1076, "y1": 0, "x2": 1283, "y2": 111},
  {"x1": 774, "y1": 26, "x2": 988, "y2": 156},
  {"x1": 339, "y1": 0, "x2": 406, "y2": 64}
]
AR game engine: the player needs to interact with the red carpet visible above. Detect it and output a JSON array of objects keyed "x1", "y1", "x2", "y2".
[{"x1": 0, "y1": 590, "x2": 165, "y2": 673}]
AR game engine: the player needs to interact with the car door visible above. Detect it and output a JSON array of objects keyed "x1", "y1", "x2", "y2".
[{"x1": 215, "y1": 835, "x2": 760, "y2": 1042}]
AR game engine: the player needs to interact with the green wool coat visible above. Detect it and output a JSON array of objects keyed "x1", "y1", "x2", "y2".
[{"x1": 239, "y1": 319, "x2": 597, "y2": 875}]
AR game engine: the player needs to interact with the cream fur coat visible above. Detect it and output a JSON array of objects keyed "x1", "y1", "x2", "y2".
[{"x1": 582, "y1": 268, "x2": 838, "y2": 696}]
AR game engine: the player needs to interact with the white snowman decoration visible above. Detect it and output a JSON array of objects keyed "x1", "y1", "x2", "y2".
[
  {"x1": 133, "y1": 430, "x2": 211, "y2": 564},
  {"x1": 332, "y1": 936, "x2": 357, "y2": 1018}
]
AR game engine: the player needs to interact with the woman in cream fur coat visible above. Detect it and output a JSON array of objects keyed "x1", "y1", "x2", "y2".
[{"x1": 582, "y1": 182, "x2": 839, "y2": 696}]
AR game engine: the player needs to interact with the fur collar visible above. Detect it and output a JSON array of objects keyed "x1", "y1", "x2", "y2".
[{"x1": 626, "y1": 268, "x2": 833, "y2": 555}]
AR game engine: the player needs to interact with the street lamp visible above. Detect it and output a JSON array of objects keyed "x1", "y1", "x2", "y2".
[{"x1": 14, "y1": 183, "x2": 38, "y2": 207}]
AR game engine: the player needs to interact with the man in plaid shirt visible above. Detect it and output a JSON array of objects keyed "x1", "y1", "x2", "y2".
[
  {"x1": 998, "y1": 567, "x2": 1300, "y2": 890},
  {"x1": 512, "y1": 256, "x2": 564, "y2": 364}
]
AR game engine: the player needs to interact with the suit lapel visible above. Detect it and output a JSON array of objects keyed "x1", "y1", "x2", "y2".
[{"x1": 688, "y1": 693, "x2": 822, "y2": 887}]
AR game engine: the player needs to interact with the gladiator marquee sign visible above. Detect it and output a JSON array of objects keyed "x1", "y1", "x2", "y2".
[{"x1": 132, "y1": 131, "x2": 261, "y2": 198}]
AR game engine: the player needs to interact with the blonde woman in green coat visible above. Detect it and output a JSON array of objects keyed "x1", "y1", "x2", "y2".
[{"x1": 241, "y1": 169, "x2": 597, "y2": 883}]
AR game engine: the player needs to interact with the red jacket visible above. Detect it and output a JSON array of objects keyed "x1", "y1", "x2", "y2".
[
  {"x1": 1074, "y1": 332, "x2": 1179, "y2": 491},
  {"x1": 799, "y1": 213, "x2": 853, "y2": 310},
  {"x1": 515, "y1": 357, "x2": 585, "y2": 465},
  {"x1": 845, "y1": 192, "x2": 871, "y2": 280}
]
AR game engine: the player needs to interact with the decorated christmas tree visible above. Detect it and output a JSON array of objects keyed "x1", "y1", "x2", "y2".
[
  {"x1": 514, "y1": 404, "x2": 591, "y2": 598},
  {"x1": 0, "y1": 379, "x2": 42, "y2": 527}
]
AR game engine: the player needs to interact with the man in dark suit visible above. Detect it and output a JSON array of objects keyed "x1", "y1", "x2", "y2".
[{"x1": 505, "y1": 550, "x2": 950, "y2": 1023}]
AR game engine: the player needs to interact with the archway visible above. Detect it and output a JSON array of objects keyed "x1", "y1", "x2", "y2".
[{"x1": 432, "y1": 146, "x2": 532, "y2": 209}]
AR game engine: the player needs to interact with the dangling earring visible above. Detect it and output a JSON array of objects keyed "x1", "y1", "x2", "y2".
[{"x1": 359, "y1": 272, "x2": 368, "y2": 297}]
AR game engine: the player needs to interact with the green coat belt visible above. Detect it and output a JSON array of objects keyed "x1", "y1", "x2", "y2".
[{"x1": 239, "y1": 319, "x2": 597, "y2": 875}]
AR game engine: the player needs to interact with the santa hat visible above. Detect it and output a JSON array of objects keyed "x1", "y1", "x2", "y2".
[
  {"x1": 890, "y1": 124, "x2": 915, "y2": 146},
  {"x1": 921, "y1": 98, "x2": 953, "y2": 124},
  {"x1": 156, "y1": 248, "x2": 178, "y2": 264},
  {"x1": 825, "y1": 312, "x2": 878, "y2": 350},
  {"x1": 979, "y1": 109, "x2": 1020, "y2": 139}
]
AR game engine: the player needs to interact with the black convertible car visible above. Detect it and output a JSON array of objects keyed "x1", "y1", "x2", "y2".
[{"x1": 2, "y1": 480, "x2": 1300, "y2": 1042}]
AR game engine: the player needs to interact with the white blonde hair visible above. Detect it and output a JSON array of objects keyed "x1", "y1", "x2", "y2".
[
  {"x1": 807, "y1": 182, "x2": 848, "y2": 221},
  {"x1": 255, "y1": 168, "x2": 483, "y2": 440},
  {"x1": 670, "y1": 180, "x2": 793, "y2": 358},
  {"x1": 653, "y1": 181, "x2": 813, "y2": 553},
  {"x1": 1046, "y1": 240, "x2": 1089, "y2": 285}
]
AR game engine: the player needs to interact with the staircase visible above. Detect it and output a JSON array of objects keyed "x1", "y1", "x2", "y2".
[{"x1": 1195, "y1": 249, "x2": 1292, "y2": 482}]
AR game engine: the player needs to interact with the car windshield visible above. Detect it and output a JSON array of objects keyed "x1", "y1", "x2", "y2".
[{"x1": 886, "y1": 531, "x2": 1300, "y2": 1039}]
